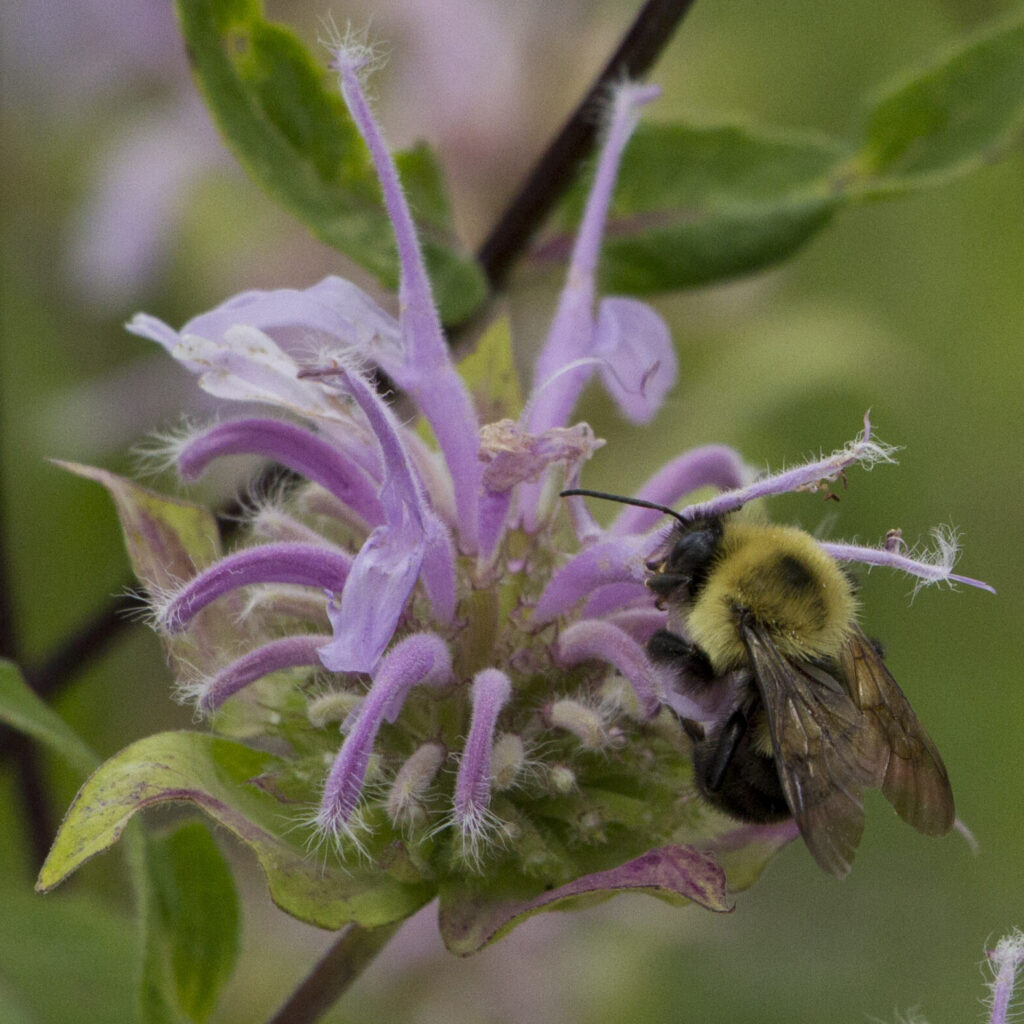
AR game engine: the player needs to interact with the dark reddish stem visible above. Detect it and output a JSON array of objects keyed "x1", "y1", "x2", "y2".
[
  {"x1": 0, "y1": 379, "x2": 57, "y2": 863},
  {"x1": 476, "y1": 0, "x2": 698, "y2": 288},
  {"x1": 266, "y1": 921, "x2": 404, "y2": 1024}
]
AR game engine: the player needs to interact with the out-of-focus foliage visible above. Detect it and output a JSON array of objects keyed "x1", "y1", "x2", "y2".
[
  {"x1": 0, "y1": 661, "x2": 99, "y2": 777},
  {"x1": 2, "y1": 0, "x2": 1022, "y2": 1022},
  {"x1": 146, "y1": 823, "x2": 240, "y2": 1022},
  {"x1": 581, "y1": 14, "x2": 1024, "y2": 292},
  {"x1": 175, "y1": 0, "x2": 487, "y2": 325}
]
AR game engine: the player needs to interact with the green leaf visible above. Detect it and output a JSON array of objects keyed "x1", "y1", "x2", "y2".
[
  {"x1": 175, "y1": 0, "x2": 487, "y2": 325},
  {"x1": 454, "y1": 315, "x2": 523, "y2": 421},
  {"x1": 54, "y1": 463, "x2": 221, "y2": 592},
  {"x1": 854, "y1": 15, "x2": 1024, "y2": 194},
  {"x1": 53, "y1": 463, "x2": 238, "y2": 680},
  {"x1": 0, "y1": 659, "x2": 191, "y2": 1022},
  {"x1": 148, "y1": 823, "x2": 240, "y2": 1023},
  {"x1": 549, "y1": 15, "x2": 1023, "y2": 295},
  {"x1": 552, "y1": 122, "x2": 847, "y2": 294},
  {"x1": 37, "y1": 731, "x2": 433, "y2": 931},
  {"x1": 0, "y1": 658, "x2": 98, "y2": 776},
  {"x1": 438, "y1": 844, "x2": 730, "y2": 956},
  {"x1": 118, "y1": 822, "x2": 189, "y2": 1024},
  {"x1": 708, "y1": 822, "x2": 799, "y2": 894},
  {"x1": 395, "y1": 141, "x2": 457, "y2": 232}
]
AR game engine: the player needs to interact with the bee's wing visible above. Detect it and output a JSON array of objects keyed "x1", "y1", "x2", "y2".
[
  {"x1": 741, "y1": 622, "x2": 883, "y2": 878},
  {"x1": 839, "y1": 625, "x2": 954, "y2": 837}
]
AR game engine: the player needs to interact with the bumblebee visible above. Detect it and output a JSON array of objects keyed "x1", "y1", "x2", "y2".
[{"x1": 562, "y1": 489, "x2": 955, "y2": 877}]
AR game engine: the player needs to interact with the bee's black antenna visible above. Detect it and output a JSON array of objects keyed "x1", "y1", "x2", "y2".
[{"x1": 559, "y1": 488, "x2": 689, "y2": 526}]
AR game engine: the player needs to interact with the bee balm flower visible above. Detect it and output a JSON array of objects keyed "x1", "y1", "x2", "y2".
[{"x1": 115, "y1": 45, "x2": 989, "y2": 950}]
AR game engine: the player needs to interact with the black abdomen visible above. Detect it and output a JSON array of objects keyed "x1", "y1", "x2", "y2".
[{"x1": 691, "y1": 707, "x2": 790, "y2": 824}]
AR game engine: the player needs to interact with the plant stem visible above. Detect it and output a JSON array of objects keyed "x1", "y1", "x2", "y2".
[
  {"x1": 267, "y1": 920, "x2": 404, "y2": 1024},
  {"x1": 476, "y1": 0, "x2": 698, "y2": 288},
  {"x1": 0, "y1": 374, "x2": 56, "y2": 863}
]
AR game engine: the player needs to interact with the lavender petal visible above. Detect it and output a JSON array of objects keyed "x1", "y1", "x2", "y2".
[
  {"x1": 609, "y1": 445, "x2": 747, "y2": 536},
  {"x1": 526, "y1": 83, "x2": 660, "y2": 436},
  {"x1": 556, "y1": 620, "x2": 663, "y2": 717},
  {"x1": 593, "y1": 297, "x2": 677, "y2": 424},
  {"x1": 332, "y1": 47, "x2": 482, "y2": 551},
  {"x1": 132, "y1": 275, "x2": 402, "y2": 366},
  {"x1": 161, "y1": 542, "x2": 351, "y2": 632},
  {"x1": 199, "y1": 634, "x2": 330, "y2": 713},
  {"x1": 318, "y1": 633, "x2": 452, "y2": 830},
  {"x1": 454, "y1": 669, "x2": 513, "y2": 829},
  {"x1": 179, "y1": 417, "x2": 384, "y2": 526},
  {"x1": 679, "y1": 415, "x2": 895, "y2": 521},
  {"x1": 318, "y1": 369, "x2": 460, "y2": 671}
]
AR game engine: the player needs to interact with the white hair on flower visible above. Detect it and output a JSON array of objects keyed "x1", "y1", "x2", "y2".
[
  {"x1": 130, "y1": 416, "x2": 209, "y2": 479},
  {"x1": 821, "y1": 524, "x2": 996, "y2": 595},
  {"x1": 986, "y1": 929, "x2": 1024, "y2": 1024},
  {"x1": 678, "y1": 412, "x2": 898, "y2": 521},
  {"x1": 319, "y1": 15, "x2": 389, "y2": 84}
]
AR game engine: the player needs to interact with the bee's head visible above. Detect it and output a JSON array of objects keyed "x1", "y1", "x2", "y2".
[
  {"x1": 645, "y1": 517, "x2": 724, "y2": 605},
  {"x1": 559, "y1": 488, "x2": 726, "y2": 607}
]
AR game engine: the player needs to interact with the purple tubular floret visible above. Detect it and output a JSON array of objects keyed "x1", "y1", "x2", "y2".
[
  {"x1": 178, "y1": 417, "x2": 384, "y2": 526},
  {"x1": 161, "y1": 543, "x2": 352, "y2": 632}
]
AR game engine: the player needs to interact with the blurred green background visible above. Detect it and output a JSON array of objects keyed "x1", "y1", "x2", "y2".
[{"x1": 2, "y1": 0, "x2": 1021, "y2": 1021}]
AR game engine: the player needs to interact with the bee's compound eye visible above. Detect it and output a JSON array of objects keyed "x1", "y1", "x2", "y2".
[
  {"x1": 670, "y1": 528, "x2": 718, "y2": 567},
  {"x1": 661, "y1": 525, "x2": 720, "y2": 593}
]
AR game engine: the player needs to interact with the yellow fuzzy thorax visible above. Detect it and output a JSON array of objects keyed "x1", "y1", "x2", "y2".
[{"x1": 685, "y1": 520, "x2": 857, "y2": 673}]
